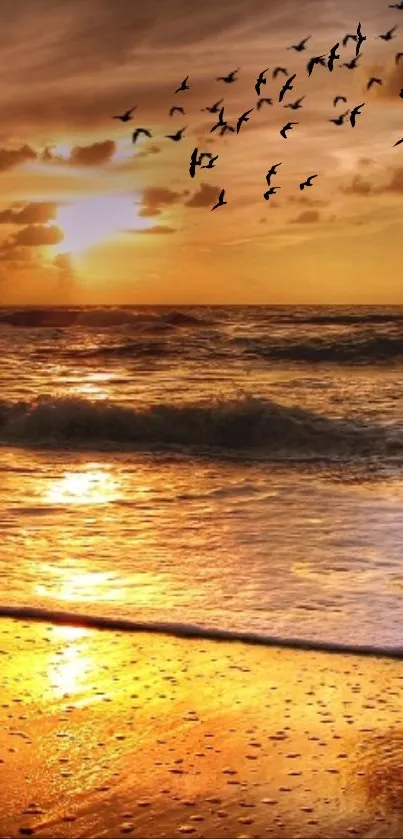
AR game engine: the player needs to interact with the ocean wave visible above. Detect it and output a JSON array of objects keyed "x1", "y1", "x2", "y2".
[
  {"x1": 0, "y1": 605, "x2": 402, "y2": 659},
  {"x1": 233, "y1": 334, "x2": 403, "y2": 363},
  {"x1": 0, "y1": 394, "x2": 400, "y2": 457},
  {"x1": 0, "y1": 307, "x2": 213, "y2": 329}
]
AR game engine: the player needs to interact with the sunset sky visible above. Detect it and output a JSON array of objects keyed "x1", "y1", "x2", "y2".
[{"x1": 0, "y1": 0, "x2": 402, "y2": 304}]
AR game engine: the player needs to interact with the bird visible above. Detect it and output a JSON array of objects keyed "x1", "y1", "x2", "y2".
[
  {"x1": 175, "y1": 76, "x2": 190, "y2": 93},
  {"x1": 210, "y1": 107, "x2": 226, "y2": 132},
  {"x1": 189, "y1": 147, "x2": 201, "y2": 178},
  {"x1": 113, "y1": 107, "x2": 136, "y2": 122},
  {"x1": 284, "y1": 96, "x2": 305, "y2": 110},
  {"x1": 255, "y1": 68, "x2": 270, "y2": 96},
  {"x1": 202, "y1": 99, "x2": 224, "y2": 113},
  {"x1": 266, "y1": 163, "x2": 282, "y2": 185},
  {"x1": 356, "y1": 22, "x2": 366, "y2": 55},
  {"x1": 333, "y1": 95, "x2": 347, "y2": 107},
  {"x1": 396, "y1": 52, "x2": 403, "y2": 64},
  {"x1": 236, "y1": 108, "x2": 253, "y2": 133},
  {"x1": 394, "y1": 137, "x2": 403, "y2": 145},
  {"x1": 280, "y1": 121, "x2": 298, "y2": 138},
  {"x1": 279, "y1": 73, "x2": 296, "y2": 102},
  {"x1": 212, "y1": 189, "x2": 227, "y2": 210},
  {"x1": 327, "y1": 43, "x2": 340, "y2": 72},
  {"x1": 329, "y1": 109, "x2": 350, "y2": 125},
  {"x1": 389, "y1": 1, "x2": 403, "y2": 7},
  {"x1": 300, "y1": 174, "x2": 318, "y2": 190},
  {"x1": 256, "y1": 97, "x2": 273, "y2": 109},
  {"x1": 350, "y1": 103, "x2": 365, "y2": 127},
  {"x1": 400, "y1": 88, "x2": 403, "y2": 98},
  {"x1": 264, "y1": 186, "x2": 281, "y2": 200},
  {"x1": 367, "y1": 77, "x2": 382, "y2": 90},
  {"x1": 169, "y1": 106, "x2": 185, "y2": 116},
  {"x1": 165, "y1": 126, "x2": 187, "y2": 141},
  {"x1": 201, "y1": 154, "x2": 219, "y2": 169},
  {"x1": 273, "y1": 66, "x2": 288, "y2": 78},
  {"x1": 342, "y1": 33, "x2": 357, "y2": 47},
  {"x1": 216, "y1": 68, "x2": 239, "y2": 83},
  {"x1": 289, "y1": 36, "x2": 311, "y2": 51},
  {"x1": 307, "y1": 55, "x2": 326, "y2": 76},
  {"x1": 132, "y1": 128, "x2": 152, "y2": 143},
  {"x1": 379, "y1": 26, "x2": 398, "y2": 41},
  {"x1": 342, "y1": 54, "x2": 361, "y2": 70}
]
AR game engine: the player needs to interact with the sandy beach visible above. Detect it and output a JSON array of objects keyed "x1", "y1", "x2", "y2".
[{"x1": 0, "y1": 618, "x2": 402, "y2": 838}]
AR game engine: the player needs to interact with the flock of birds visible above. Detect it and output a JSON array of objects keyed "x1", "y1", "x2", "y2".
[{"x1": 112, "y1": 5, "x2": 403, "y2": 211}]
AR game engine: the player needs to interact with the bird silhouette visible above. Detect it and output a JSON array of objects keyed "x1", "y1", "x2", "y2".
[
  {"x1": 329, "y1": 109, "x2": 350, "y2": 125},
  {"x1": 169, "y1": 106, "x2": 185, "y2": 116},
  {"x1": 342, "y1": 33, "x2": 357, "y2": 47},
  {"x1": 203, "y1": 99, "x2": 224, "y2": 113},
  {"x1": 396, "y1": 52, "x2": 403, "y2": 64},
  {"x1": 256, "y1": 97, "x2": 273, "y2": 109},
  {"x1": 273, "y1": 66, "x2": 288, "y2": 78},
  {"x1": 216, "y1": 68, "x2": 239, "y2": 83},
  {"x1": 280, "y1": 121, "x2": 298, "y2": 138},
  {"x1": 175, "y1": 76, "x2": 190, "y2": 93},
  {"x1": 389, "y1": 1, "x2": 403, "y2": 7},
  {"x1": 236, "y1": 108, "x2": 253, "y2": 133},
  {"x1": 264, "y1": 186, "x2": 281, "y2": 200},
  {"x1": 266, "y1": 163, "x2": 282, "y2": 185},
  {"x1": 350, "y1": 103, "x2": 365, "y2": 127},
  {"x1": 400, "y1": 88, "x2": 403, "y2": 98},
  {"x1": 356, "y1": 22, "x2": 366, "y2": 55},
  {"x1": 394, "y1": 137, "x2": 403, "y2": 145},
  {"x1": 328, "y1": 43, "x2": 340, "y2": 72},
  {"x1": 284, "y1": 96, "x2": 306, "y2": 110},
  {"x1": 343, "y1": 54, "x2": 361, "y2": 70},
  {"x1": 210, "y1": 107, "x2": 226, "y2": 132},
  {"x1": 367, "y1": 77, "x2": 382, "y2": 90},
  {"x1": 307, "y1": 55, "x2": 326, "y2": 76},
  {"x1": 212, "y1": 189, "x2": 227, "y2": 210},
  {"x1": 289, "y1": 36, "x2": 311, "y2": 51},
  {"x1": 165, "y1": 126, "x2": 187, "y2": 141},
  {"x1": 132, "y1": 128, "x2": 152, "y2": 143},
  {"x1": 379, "y1": 26, "x2": 398, "y2": 41},
  {"x1": 300, "y1": 174, "x2": 318, "y2": 190},
  {"x1": 201, "y1": 154, "x2": 219, "y2": 169},
  {"x1": 333, "y1": 95, "x2": 347, "y2": 107},
  {"x1": 255, "y1": 68, "x2": 270, "y2": 96},
  {"x1": 189, "y1": 147, "x2": 201, "y2": 178},
  {"x1": 279, "y1": 73, "x2": 296, "y2": 102},
  {"x1": 113, "y1": 107, "x2": 136, "y2": 122}
]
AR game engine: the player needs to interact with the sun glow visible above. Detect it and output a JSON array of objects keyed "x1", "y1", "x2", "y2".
[{"x1": 55, "y1": 194, "x2": 148, "y2": 253}]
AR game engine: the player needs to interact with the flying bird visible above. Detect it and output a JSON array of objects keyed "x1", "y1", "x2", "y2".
[
  {"x1": 210, "y1": 107, "x2": 226, "y2": 132},
  {"x1": 165, "y1": 126, "x2": 187, "y2": 141},
  {"x1": 350, "y1": 103, "x2": 365, "y2": 127},
  {"x1": 264, "y1": 186, "x2": 281, "y2": 200},
  {"x1": 307, "y1": 55, "x2": 326, "y2": 76},
  {"x1": 327, "y1": 43, "x2": 340, "y2": 72},
  {"x1": 257, "y1": 97, "x2": 273, "y2": 109},
  {"x1": 394, "y1": 137, "x2": 403, "y2": 145},
  {"x1": 202, "y1": 99, "x2": 224, "y2": 113},
  {"x1": 236, "y1": 108, "x2": 253, "y2": 133},
  {"x1": 280, "y1": 121, "x2": 298, "y2": 138},
  {"x1": 201, "y1": 154, "x2": 219, "y2": 169},
  {"x1": 367, "y1": 77, "x2": 382, "y2": 90},
  {"x1": 396, "y1": 52, "x2": 403, "y2": 64},
  {"x1": 279, "y1": 73, "x2": 296, "y2": 102},
  {"x1": 342, "y1": 33, "x2": 357, "y2": 47},
  {"x1": 333, "y1": 95, "x2": 347, "y2": 106},
  {"x1": 189, "y1": 147, "x2": 201, "y2": 178},
  {"x1": 343, "y1": 54, "x2": 361, "y2": 70},
  {"x1": 400, "y1": 88, "x2": 403, "y2": 98},
  {"x1": 284, "y1": 96, "x2": 305, "y2": 110},
  {"x1": 389, "y1": 1, "x2": 403, "y2": 7},
  {"x1": 255, "y1": 68, "x2": 270, "y2": 96},
  {"x1": 379, "y1": 26, "x2": 398, "y2": 41},
  {"x1": 132, "y1": 128, "x2": 152, "y2": 143},
  {"x1": 273, "y1": 66, "x2": 288, "y2": 78},
  {"x1": 266, "y1": 163, "x2": 282, "y2": 185},
  {"x1": 175, "y1": 76, "x2": 190, "y2": 93},
  {"x1": 289, "y1": 36, "x2": 311, "y2": 51},
  {"x1": 113, "y1": 107, "x2": 136, "y2": 122},
  {"x1": 169, "y1": 106, "x2": 185, "y2": 116},
  {"x1": 216, "y1": 68, "x2": 239, "y2": 83},
  {"x1": 300, "y1": 174, "x2": 318, "y2": 190},
  {"x1": 212, "y1": 189, "x2": 227, "y2": 210},
  {"x1": 356, "y1": 22, "x2": 366, "y2": 55},
  {"x1": 329, "y1": 109, "x2": 350, "y2": 125}
]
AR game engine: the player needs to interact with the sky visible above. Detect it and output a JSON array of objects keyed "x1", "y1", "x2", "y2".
[{"x1": 0, "y1": 0, "x2": 402, "y2": 304}]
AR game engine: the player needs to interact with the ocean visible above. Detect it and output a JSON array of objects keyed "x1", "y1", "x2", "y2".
[{"x1": 1, "y1": 304, "x2": 403, "y2": 652}]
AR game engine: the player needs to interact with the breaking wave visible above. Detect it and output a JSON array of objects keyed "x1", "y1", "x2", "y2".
[
  {"x1": 0, "y1": 394, "x2": 400, "y2": 458},
  {"x1": 233, "y1": 334, "x2": 403, "y2": 363}
]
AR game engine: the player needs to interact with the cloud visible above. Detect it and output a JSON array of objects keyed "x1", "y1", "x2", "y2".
[
  {"x1": 11, "y1": 224, "x2": 64, "y2": 247},
  {"x1": 136, "y1": 225, "x2": 177, "y2": 234},
  {"x1": 185, "y1": 183, "x2": 220, "y2": 208},
  {"x1": 0, "y1": 202, "x2": 58, "y2": 225},
  {"x1": 373, "y1": 60, "x2": 403, "y2": 100},
  {"x1": 288, "y1": 195, "x2": 327, "y2": 207},
  {"x1": 341, "y1": 167, "x2": 403, "y2": 197},
  {"x1": 0, "y1": 144, "x2": 37, "y2": 172},
  {"x1": 381, "y1": 167, "x2": 403, "y2": 194},
  {"x1": 341, "y1": 175, "x2": 374, "y2": 196},
  {"x1": 290, "y1": 210, "x2": 321, "y2": 224},
  {"x1": 69, "y1": 139, "x2": 116, "y2": 166},
  {"x1": 139, "y1": 186, "x2": 182, "y2": 216}
]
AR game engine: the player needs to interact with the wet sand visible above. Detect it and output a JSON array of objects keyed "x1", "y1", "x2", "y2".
[{"x1": 1, "y1": 618, "x2": 403, "y2": 838}]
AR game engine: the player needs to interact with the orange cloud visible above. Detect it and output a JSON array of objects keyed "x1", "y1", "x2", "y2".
[
  {"x1": 0, "y1": 202, "x2": 58, "y2": 225},
  {"x1": 69, "y1": 139, "x2": 116, "y2": 166},
  {"x1": 0, "y1": 144, "x2": 37, "y2": 172},
  {"x1": 290, "y1": 210, "x2": 321, "y2": 224},
  {"x1": 137, "y1": 225, "x2": 177, "y2": 234},
  {"x1": 185, "y1": 183, "x2": 220, "y2": 208},
  {"x1": 139, "y1": 186, "x2": 182, "y2": 216},
  {"x1": 12, "y1": 224, "x2": 64, "y2": 246}
]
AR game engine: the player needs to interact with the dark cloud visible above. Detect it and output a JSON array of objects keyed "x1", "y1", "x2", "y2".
[
  {"x1": 137, "y1": 224, "x2": 177, "y2": 233},
  {"x1": 341, "y1": 167, "x2": 403, "y2": 197},
  {"x1": 373, "y1": 61, "x2": 403, "y2": 100},
  {"x1": 341, "y1": 175, "x2": 374, "y2": 196},
  {"x1": 290, "y1": 209, "x2": 321, "y2": 224},
  {"x1": 0, "y1": 144, "x2": 37, "y2": 172},
  {"x1": 139, "y1": 186, "x2": 182, "y2": 216},
  {"x1": 69, "y1": 139, "x2": 116, "y2": 166},
  {"x1": 185, "y1": 182, "x2": 220, "y2": 208},
  {"x1": 0, "y1": 201, "x2": 58, "y2": 225},
  {"x1": 288, "y1": 195, "x2": 327, "y2": 207},
  {"x1": 381, "y1": 167, "x2": 403, "y2": 194},
  {"x1": 12, "y1": 224, "x2": 64, "y2": 246}
]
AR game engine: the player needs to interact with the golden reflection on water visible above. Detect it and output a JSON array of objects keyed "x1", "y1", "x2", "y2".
[
  {"x1": 44, "y1": 468, "x2": 120, "y2": 505},
  {"x1": 35, "y1": 568, "x2": 122, "y2": 603}
]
